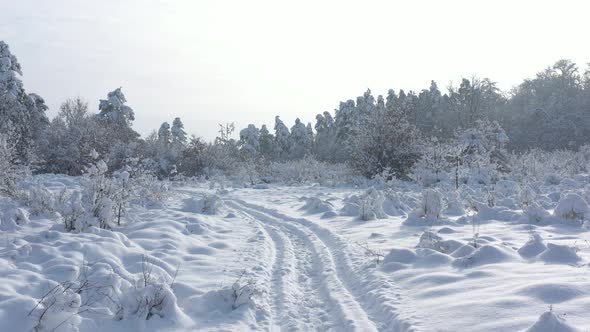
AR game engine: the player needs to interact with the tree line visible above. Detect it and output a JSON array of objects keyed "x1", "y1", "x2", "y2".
[{"x1": 1, "y1": 40, "x2": 589, "y2": 181}]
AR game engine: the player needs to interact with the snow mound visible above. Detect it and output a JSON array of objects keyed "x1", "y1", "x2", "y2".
[
  {"x1": 526, "y1": 311, "x2": 579, "y2": 332},
  {"x1": 382, "y1": 191, "x2": 411, "y2": 216},
  {"x1": 518, "y1": 233, "x2": 547, "y2": 258},
  {"x1": 184, "y1": 222, "x2": 209, "y2": 235},
  {"x1": 522, "y1": 204, "x2": 550, "y2": 224},
  {"x1": 414, "y1": 248, "x2": 453, "y2": 267},
  {"x1": 417, "y1": 231, "x2": 447, "y2": 253},
  {"x1": 190, "y1": 280, "x2": 258, "y2": 316},
  {"x1": 443, "y1": 191, "x2": 465, "y2": 216},
  {"x1": 320, "y1": 211, "x2": 338, "y2": 219},
  {"x1": 495, "y1": 180, "x2": 521, "y2": 198},
  {"x1": 340, "y1": 189, "x2": 387, "y2": 221},
  {"x1": 518, "y1": 283, "x2": 585, "y2": 304},
  {"x1": 554, "y1": 193, "x2": 589, "y2": 221},
  {"x1": 300, "y1": 197, "x2": 333, "y2": 214},
  {"x1": 453, "y1": 245, "x2": 515, "y2": 267},
  {"x1": 1, "y1": 207, "x2": 30, "y2": 231},
  {"x1": 182, "y1": 195, "x2": 223, "y2": 215},
  {"x1": 538, "y1": 243, "x2": 581, "y2": 264},
  {"x1": 119, "y1": 279, "x2": 185, "y2": 322},
  {"x1": 450, "y1": 244, "x2": 476, "y2": 258},
  {"x1": 383, "y1": 248, "x2": 417, "y2": 264}
]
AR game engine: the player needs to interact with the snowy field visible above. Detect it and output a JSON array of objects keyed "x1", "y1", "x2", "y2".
[{"x1": 1, "y1": 175, "x2": 589, "y2": 332}]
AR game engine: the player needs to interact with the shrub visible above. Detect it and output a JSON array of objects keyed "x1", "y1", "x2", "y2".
[{"x1": 554, "y1": 193, "x2": 589, "y2": 221}]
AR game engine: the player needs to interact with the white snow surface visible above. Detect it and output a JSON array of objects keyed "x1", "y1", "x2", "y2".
[{"x1": 1, "y1": 175, "x2": 590, "y2": 331}]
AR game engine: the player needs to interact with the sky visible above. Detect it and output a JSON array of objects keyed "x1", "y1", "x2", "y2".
[{"x1": 1, "y1": 0, "x2": 589, "y2": 140}]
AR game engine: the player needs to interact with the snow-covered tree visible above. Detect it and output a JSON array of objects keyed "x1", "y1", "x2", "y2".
[
  {"x1": 314, "y1": 111, "x2": 336, "y2": 161},
  {"x1": 448, "y1": 77, "x2": 504, "y2": 129},
  {"x1": 350, "y1": 106, "x2": 422, "y2": 178},
  {"x1": 0, "y1": 131, "x2": 24, "y2": 196},
  {"x1": 171, "y1": 117, "x2": 187, "y2": 146},
  {"x1": 0, "y1": 41, "x2": 49, "y2": 164},
  {"x1": 274, "y1": 116, "x2": 291, "y2": 160},
  {"x1": 454, "y1": 119, "x2": 510, "y2": 184},
  {"x1": 258, "y1": 124, "x2": 275, "y2": 160},
  {"x1": 38, "y1": 98, "x2": 101, "y2": 175},
  {"x1": 239, "y1": 124, "x2": 260, "y2": 160},
  {"x1": 289, "y1": 118, "x2": 309, "y2": 159},
  {"x1": 97, "y1": 88, "x2": 139, "y2": 143},
  {"x1": 158, "y1": 122, "x2": 171, "y2": 147}
]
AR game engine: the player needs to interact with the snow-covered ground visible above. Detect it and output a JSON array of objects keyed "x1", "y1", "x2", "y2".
[{"x1": 1, "y1": 175, "x2": 590, "y2": 331}]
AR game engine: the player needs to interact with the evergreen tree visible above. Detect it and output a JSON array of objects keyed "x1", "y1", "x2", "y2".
[
  {"x1": 274, "y1": 116, "x2": 291, "y2": 160},
  {"x1": 158, "y1": 122, "x2": 172, "y2": 147},
  {"x1": 289, "y1": 118, "x2": 308, "y2": 159},
  {"x1": 239, "y1": 124, "x2": 260, "y2": 160},
  {"x1": 98, "y1": 87, "x2": 139, "y2": 144},
  {"x1": 258, "y1": 124, "x2": 275, "y2": 160},
  {"x1": 0, "y1": 41, "x2": 49, "y2": 164},
  {"x1": 171, "y1": 117, "x2": 187, "y2": 146}
]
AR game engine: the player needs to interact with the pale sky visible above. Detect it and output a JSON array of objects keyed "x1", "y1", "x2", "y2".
[{"x1": 1, "y1": 0, "x2": 589, "y2": 140}]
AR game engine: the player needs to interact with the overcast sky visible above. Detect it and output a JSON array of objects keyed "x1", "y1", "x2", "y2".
[{"x1": 1, "y1": 0, "x2": 589, "y2": 140}]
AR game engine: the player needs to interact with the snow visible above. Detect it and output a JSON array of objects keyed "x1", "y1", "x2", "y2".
[
  {"x1": 554, "y1": 193, "x2": 589, "y2": 221},
  {"x1": 2, "y1": 175, "x2": 590, "y2": 331}
]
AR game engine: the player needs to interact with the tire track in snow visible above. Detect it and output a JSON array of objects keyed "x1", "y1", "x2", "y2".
[
  {"x1": 228, "y1": 198, "x2": 419, "y2": 332},
  {"x1": 228, "y1": 200, "x2": 380, "y2": 332},
  {"x1": 262, "y1": 222, "x2": 333, "y2": 331}
]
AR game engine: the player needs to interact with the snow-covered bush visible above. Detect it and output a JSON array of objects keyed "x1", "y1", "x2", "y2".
[
  {"x1": 56, "y1": 192, "x2": 85, "y2": 231},
  {"x1": 112, "y1": 170, "x2": 132, "y2": 225},
  {"x1": 412, "y1": 189, "x2": 443, "y2": 220},
  {"x1": 340, "y1": 189, "x2": 387, "y2": 221},
  {"x1": 518, "y1": 233, "x2": 547, "y2": 258},
  {"x1": 29, "y1": 282, "x2": 82, "y2": 332},
  {"x1": 443, "y1": 189, "x2": 465, "y2": 215},
  {"x1": 201, "y1": 194, "x2": 222, "y2": 215},
  {"x1": 300, "y1": 197, "x2": 334, "y2": 214},
  {"x1": 183, "y1": 194, "x2": 223, "y2": 215},
  {"x1": 349, "y1": 104, "x2": 422, "y2": 178},
  {"x1": 230, "y1": 160, "x2": 261, "y2": 187},
  {"x1": 417, "y1": 231, "x2": 447, "y2": 253},
  {"x1": 132, "y1": 172, "x2": 168, "y2": 207},
  {"x1": 0, "y1": 207, "x2": 30, "y2": 231},
  {"x1": 523, "y1": 204, "x2": 550, "y2": 223},
  {"x1": 263, "y1": 157, "x2": 357, "y2": 186},
  {"x1": 382, "y1": 190, "x2": 412, "y2": 216},
  {"x1": 553, "y1": 193, "x2": 589, "y2": 221},
  {"x1": 509, "y1": 148, "x2": 589, "y2": 184},
  {"x1": 118, "y1": 257, "x2": 182, "y2": 321},
  {"x1": 494, "y1": 180, "x2": 521, "y2": 198},
  {"x1": 358, "y1": 188, "x2": 387, "y2": 221},
  {"x1": 20, "y1": 182, "x2": 56, "y2": 215},
  {"x1": 126, "y1": 158, "x2": 169, "y2": 207},
  {"x1": 410, "y1": 137, "x2": 453, "y2": 187},
  {"x1": 229, "y1": 275, "x2": 261, "y2": 310},
  {"x1": 80, "y1": 159, "x2": 116, "y2": 229}
]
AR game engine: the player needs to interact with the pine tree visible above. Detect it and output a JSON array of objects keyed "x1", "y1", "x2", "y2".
[
  {"x1": 289, "y1": 118, "x2": 308, "y2": 159},
  {"x1": 171, "y1": 117, "x2": 187, "y2": 146},
  {"x1": 258, "y1": 124, "x2": 275, "y2": 160},
  {"x1": 239, "y1": 124, "x2": 260, "y2": 160},
  {"x1": 158, "y1": 122, "x2": 171, "y2": 147},
  {"x1": 97, "y1": 87, "x2": 139, "y2": 144},
  {"x1": 0, "y1": 41, "x2": 49, "y2": 164},
  {"x1": 274, "y1": 116, "x2": 291, "y2": 160}
]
